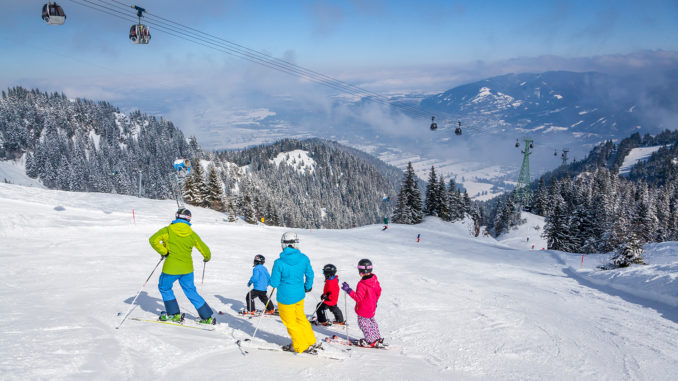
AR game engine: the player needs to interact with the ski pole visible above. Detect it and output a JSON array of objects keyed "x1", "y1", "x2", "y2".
[
  {"x1": 344, "y1": 292, "x2": 350, "y2": 343},
  {"x1": 201, "y1": 261, "x2": 206, "y2": 293},
  {"x1": 116, "y1": 256, "x2": 165, "y2": 330},
  {"x1": 250, "y1": 288, "x2": 276, "y2": 341},
  {"x1": 308, "y1": 296, "x2": 325, "y2": 321}
]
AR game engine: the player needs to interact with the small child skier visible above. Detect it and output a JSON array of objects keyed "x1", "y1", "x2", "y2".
[
  {"x1": 243, "y1": 254, "x2": 275, "y2": 315},
  {"x1": 341, "y1": 258, "x2": 384, "y2": 348},
  {"x1": 314, "y1": 264, "x2": 344, "y2": 326}
]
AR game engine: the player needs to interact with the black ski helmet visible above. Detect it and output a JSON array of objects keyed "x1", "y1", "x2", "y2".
[
  {"x1": 253, "y1": 254, "x2": 265, "y2": 266},
  {"x1": 322, "y1": 264, "x2": 337, "y2": 278},
  {"x1": 175, "y1": 208, "x2": 192, "y2": 222},
  {"x1": 357, "y1": 258, "x2": 373, "y2": 274}
]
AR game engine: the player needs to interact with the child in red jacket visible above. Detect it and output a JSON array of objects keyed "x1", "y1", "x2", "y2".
[
  {"x1": 342, "y1": 258, "x2": 384, "y2": 348},
  {"x1": 314, "y1": 264, "x2": 345, "y2": 325}
]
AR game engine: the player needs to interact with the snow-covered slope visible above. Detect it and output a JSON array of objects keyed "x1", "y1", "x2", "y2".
[
  {"x1": 0, "y1": 156, "x2": 43, "y2": 188},
  {"x1": 496, "y1": 211, "x2": 548, "y2": 251},
  {"x1": 1, "y1": 183, "x2": 676, "y2": 379},
  {"x1": 618, "y1": 145, "x2": 665, "y2": 175}
]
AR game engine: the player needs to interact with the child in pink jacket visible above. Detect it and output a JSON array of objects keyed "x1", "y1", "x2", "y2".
[{"x1": 341, "y1": 258, "x2": 384, "y2": 348}]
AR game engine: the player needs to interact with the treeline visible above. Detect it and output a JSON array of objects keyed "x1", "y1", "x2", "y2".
[
  {"x1": 391, "y1": 162, "x2": 481, "y2": 235},
  {"x1": 0, "y1": 86, "x2": 197, "y2": 197},
  {"x1": 479, "y1": 129, "x2": 678, "y2": 253},
  {"x1": 536, "y1": 167, "x2": 678, "y2": 252},
  {"x1": 538, "y1": 130, "x2": 678, "y2": 187}
]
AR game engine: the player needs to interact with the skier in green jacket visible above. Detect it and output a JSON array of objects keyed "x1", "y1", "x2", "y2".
[{"x1": 149, "y1": 208, "x2": 215, "y2": 324}]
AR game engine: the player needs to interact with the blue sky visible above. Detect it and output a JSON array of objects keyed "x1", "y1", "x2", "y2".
[{"x1": 1, "y1": 0, "x2": 677, "y2": 148}]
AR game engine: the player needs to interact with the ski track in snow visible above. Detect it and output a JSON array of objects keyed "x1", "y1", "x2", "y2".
[{"x1": 1, "y1": 183, "x2": 677, "y2": 380}]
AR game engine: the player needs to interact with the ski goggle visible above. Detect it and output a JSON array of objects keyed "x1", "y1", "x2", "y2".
[
  {"x1": 357, "y1": 265, "x2": 372, "y2": 270},
  {"x1": 176, "y1": 213, "x2": 191, "y2": 221}
]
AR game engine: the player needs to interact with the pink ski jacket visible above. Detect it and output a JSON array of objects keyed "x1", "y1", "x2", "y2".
[{"x1": 348, "y1": 274, "x2": 381, "y2": 318}]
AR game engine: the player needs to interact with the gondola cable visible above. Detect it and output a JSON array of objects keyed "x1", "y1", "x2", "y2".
[{"x1": 71, "y1": 0, "x2": 435, "y2": 120}]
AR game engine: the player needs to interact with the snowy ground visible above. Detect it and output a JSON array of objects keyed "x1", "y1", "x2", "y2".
[{"x1": 1, "y1": 183, "x2": 677, "y2": 380}]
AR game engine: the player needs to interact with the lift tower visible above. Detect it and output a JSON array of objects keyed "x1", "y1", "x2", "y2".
[{"x1": 514, "y1": 138, "x2": 533, "y2": 208}]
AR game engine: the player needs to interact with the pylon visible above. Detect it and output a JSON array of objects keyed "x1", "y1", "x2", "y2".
[{"x1": 514, "y1": 138, "x2": 533, "y2": 207}]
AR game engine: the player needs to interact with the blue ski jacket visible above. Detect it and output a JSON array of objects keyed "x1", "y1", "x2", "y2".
[
  {"x1": 248, "y1": 264, "x2": 271, "y2": 291},
  {"x1": 269, "y1": 247, "x2": 314, "y2": 305}
]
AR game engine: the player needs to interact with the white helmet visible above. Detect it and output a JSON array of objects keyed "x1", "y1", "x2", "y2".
[{"x1": 281, "y1": 232, "x2": 299, "y2": 250}]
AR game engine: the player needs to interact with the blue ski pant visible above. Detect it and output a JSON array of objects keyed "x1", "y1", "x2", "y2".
[{"x1": 158, "y1": 272, "x2": 213, "y2": 319}]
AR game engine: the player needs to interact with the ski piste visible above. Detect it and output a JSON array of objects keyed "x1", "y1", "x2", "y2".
[{"x1": 236, "y1": 338, "x2": 348, "y2": 360}]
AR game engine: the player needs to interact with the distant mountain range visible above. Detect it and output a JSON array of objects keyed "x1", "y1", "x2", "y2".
[{"x1": 420, "y1": 71, "x2": 676, "y2": 145}]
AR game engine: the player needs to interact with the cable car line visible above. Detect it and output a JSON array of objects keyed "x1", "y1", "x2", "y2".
[
  {"x1": 87, "y1": 0, "x2": 430, "y2": 118},
  {"x1": 68, "y1": 0, "x2": 434, "y2": 120}
]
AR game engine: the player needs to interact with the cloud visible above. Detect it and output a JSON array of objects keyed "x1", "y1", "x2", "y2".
[{"x1": 309, "y1": 1, "x2": 345, "y2": 37}]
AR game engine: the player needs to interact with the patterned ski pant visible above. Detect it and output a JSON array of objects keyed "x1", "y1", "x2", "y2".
[{"x1": 357, "y1": 316, "x2": 381, "y2": 343}]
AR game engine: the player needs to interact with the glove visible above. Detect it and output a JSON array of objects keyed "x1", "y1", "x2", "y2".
[
  {"x1": 247, "y1": 282, "x2": 252, "y2": 287},
  {"x1": 321, "y1": 293, "x2": 329, "y2": 301},
  {"x1": 162, "y1": 251, "x2": 169, "y2": 258},
  {"x1": 305, "y1": 287, "x2": 312, "y2": 293},
  {"x1": 341, "y1": 282, "x2": 352, "y2": 293},
  {"x1": 203, "y1": 258, "x2": 209, "y2": 263}
]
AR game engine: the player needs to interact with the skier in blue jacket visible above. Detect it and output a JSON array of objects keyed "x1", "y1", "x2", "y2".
[
  {"x1": 270, "y1": 232, "x2": 317, "y2": 354},
  {"x1": 243, "y1": 254, "x2": 275, "y2": 315}
]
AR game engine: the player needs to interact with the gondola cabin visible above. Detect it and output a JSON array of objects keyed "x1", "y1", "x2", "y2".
[
  {"x1": 430, "y1": 116, "x2": 437, "y2": 131},
  {"x1": 515, "y1": 139, "x2": 520, "y2": 148},
  {"x1": 454, "y1": 121, "x2": 462, "y2": 136},
  {"x1": 129, "y1": 24, "x2": 151, "y2": 44},
  {"x1": 42, "y1": 2, "x2": 66, "y2": 25}
]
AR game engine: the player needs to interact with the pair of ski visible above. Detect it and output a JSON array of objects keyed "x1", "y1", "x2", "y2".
[
  {"x1": 309, "y1": 316, "x2": 349, "y2": 328},
  {"x1": 324, "y1": 335, "x2": 391, "y2": 350},
  {"x1": 236, "y1": 338, "x2": 348, "y2": 360},
  {"x1": 231, "y1": 309, "x2": 278, "y2": 319},
  {"x1": 130, "y1": 313, "x2": 216, "y2": 331}
]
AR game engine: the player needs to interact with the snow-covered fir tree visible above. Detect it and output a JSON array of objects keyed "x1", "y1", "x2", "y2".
[
  {"x1": 392, "y1": 162, "x2": 423, "y2": 224},
  {"x1": 448, "y1": 179, "x2": 465, "y2": 221},
  {"x1": 424, "y1": 166, "x2": 439, "y2": 216},
  {"x1": 531, "y1": 178, "x2": 549, "y2": 216},
  {"x1": 436, "y1": 176, "x2": 450, "y2": 221},
  {"x1": 205, "y1": 164, "x2": 224, "y2": 211},
  {"x1": 543, "y1": 195, "x2": 573, "y2": 251},
  {"x1": 607, "y1": 235, "x2": 645, "y2": 268}
]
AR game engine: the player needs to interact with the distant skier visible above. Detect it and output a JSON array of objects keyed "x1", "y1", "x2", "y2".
[
  {"x1": 269, "y1": 232, "x2": 318, "y2": 354},
  {"x1": 242, "y1": 254, "x2": 276, "y2": 315},
  {"x1": 313, "y1": 264, "x2": 344, "y2": 326},
  {"x1": 382, "y1": 217, "x2": 389, "y2": 231},
  {"x1": 148, "y1": 208, "x2": 215, "y2": 324},
  {"x1": 342, "y1": 258, "x2": 384, "y2": 348}
]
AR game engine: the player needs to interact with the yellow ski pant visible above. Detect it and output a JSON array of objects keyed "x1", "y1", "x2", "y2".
[{"x1": 278, "y1": 299, "x2": 316, "y2": 353}]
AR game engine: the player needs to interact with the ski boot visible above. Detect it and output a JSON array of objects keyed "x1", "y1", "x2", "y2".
[
  {"x1": 302, "y1": 344, "x2": 319, "y2": 355},
  {"x1": 198, "y1": 316, "x2": 217, "y2": 325},
  {"x1": 159, "y1": 311, "x2": 184, "y2": 322},
  {"x1": 281, "y1": 343, "x2": 294, "y2": 352},
  {"x1": 373, "y1": 338, "x2": 386, "y2": 348},
  {"x1": 264, "y1": 309, "x2": 277, "y2": 315},
  {"x1": 239, "y1": 309, "x2": 256, "y2": 316}
]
